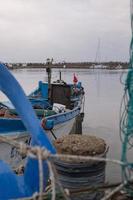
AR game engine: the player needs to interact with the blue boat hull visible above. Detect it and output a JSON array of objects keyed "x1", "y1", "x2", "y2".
[{"x1": 0, "y1": 104, "x2": 81, "y2": 133}]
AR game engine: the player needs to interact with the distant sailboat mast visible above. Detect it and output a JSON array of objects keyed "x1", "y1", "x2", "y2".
[
  {"x1": 94, "y1": 38, "x2": 101, "y2": 97},
  {"x1": 94, "y1": 38, "x2": 101, "y2": 65}
]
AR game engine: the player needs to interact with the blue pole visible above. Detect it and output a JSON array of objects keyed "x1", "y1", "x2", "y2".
[{"x1": 0, "y1": 63, "x2": 56, "y2": 198}]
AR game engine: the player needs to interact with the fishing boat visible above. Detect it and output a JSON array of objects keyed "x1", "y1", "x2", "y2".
[{"x1": 0, "y1": 64, "x2": 84, "y2": 167}]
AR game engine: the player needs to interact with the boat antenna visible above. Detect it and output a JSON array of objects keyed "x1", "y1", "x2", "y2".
[
  {"x1": 59, "y1": 61, "x2": 66, "y2": 82},
  {"x1": 46, "y1": 58, "x2": 53, "y2": 100}
]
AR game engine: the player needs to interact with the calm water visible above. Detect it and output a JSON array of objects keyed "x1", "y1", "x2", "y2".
[{"x1": 0, "y1": 68, "x2": 128, "y2": 183}]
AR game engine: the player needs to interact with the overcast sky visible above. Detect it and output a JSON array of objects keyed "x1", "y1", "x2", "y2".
[{"x1": 0, "y1": 0, "x2": 131, "y2": 62}]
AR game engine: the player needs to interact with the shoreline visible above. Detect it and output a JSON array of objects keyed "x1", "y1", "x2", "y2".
[{"x1": 6, "y1": 62, "x2": 129, "y2": 70}]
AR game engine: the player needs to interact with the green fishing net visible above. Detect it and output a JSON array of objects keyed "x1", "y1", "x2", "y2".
[{"x1": 120, "y1": 0, "x2": 133, "y2": 195}]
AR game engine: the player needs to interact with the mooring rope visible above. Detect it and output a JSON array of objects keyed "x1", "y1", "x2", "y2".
[
  {"x1": 0, "y1": 135, "x2": 125, "y2": 167},
  {"x1": 47, "y1": 161, "x2": 56, "y2": 200}
]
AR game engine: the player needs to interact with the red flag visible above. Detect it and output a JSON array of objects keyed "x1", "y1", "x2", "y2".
[{"x1": 73, "y1": 73, "x2": 78, "y2": 83}]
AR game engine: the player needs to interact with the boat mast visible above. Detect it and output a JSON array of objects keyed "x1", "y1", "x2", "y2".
[
  {"x1": 46, "y1": 58, "x2": 53, "y2": 101},
  {"x1": 59, "y1": 70, "x2": 61, "y2": 82}
]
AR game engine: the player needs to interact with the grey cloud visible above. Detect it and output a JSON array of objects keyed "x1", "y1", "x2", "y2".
[{"x1": 0, "y1": 0, "x2": 131, "y2": 62}]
